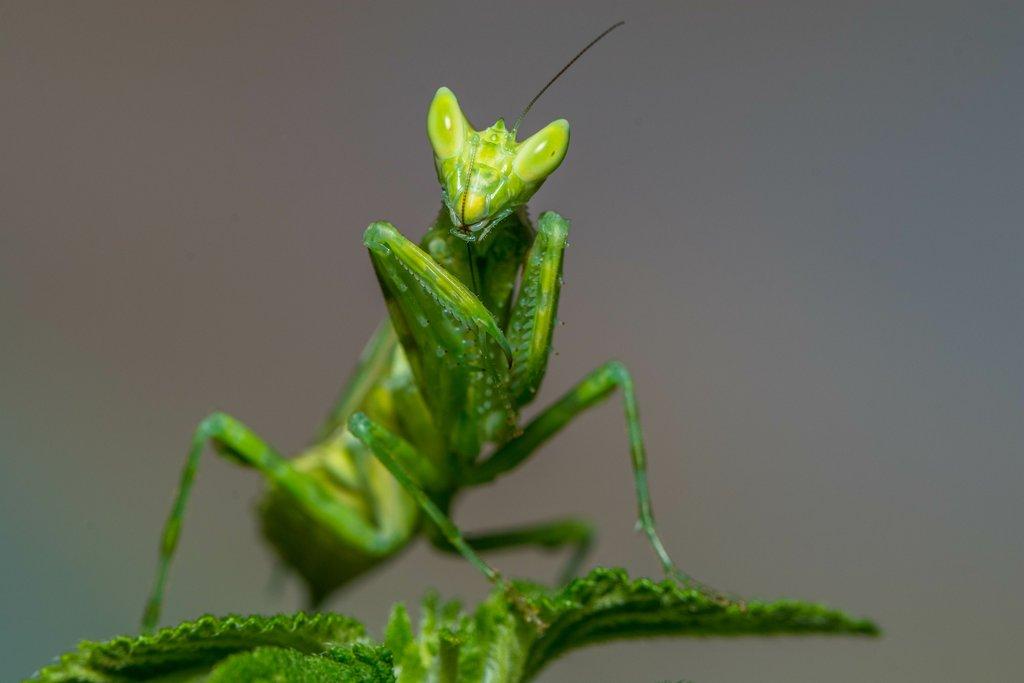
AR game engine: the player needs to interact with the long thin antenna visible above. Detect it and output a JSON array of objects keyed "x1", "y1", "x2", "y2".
[{"x1": 511, "y1": 20, "x2": 625, "y2": 137}]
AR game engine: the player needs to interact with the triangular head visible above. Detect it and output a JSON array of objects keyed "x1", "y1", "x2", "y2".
[{"x1": 428, "y1": 86, "x2": 570, "y2": 237}]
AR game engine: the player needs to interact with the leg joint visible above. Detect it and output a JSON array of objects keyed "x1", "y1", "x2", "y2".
[
  {"x1": 602, "y1": 359, "x2": 633, "y2": 388},
  {"x1": 363, "y1": 221, "x2": 399, "y2": 252},
  {"x1": 536, "y1": 211, "x2": 570, "y2": 244},
  {"x1": 198, "y1": 411, "x2": 229, "y2": 435}
]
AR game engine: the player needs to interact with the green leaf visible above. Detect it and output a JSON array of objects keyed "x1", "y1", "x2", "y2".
[
  {"x1": 383, "y1": 603, "x2": 413, "y2": 664},
  {"x1": 382, "y1": 569, "x2": 876, "y2": 682},
  {"x1": 324, "y1": 644, "x2": 395, "y2": 682},
  {"x1": 205, "y1": 647, "x2": 349, "y2": 682},
  {"x1": 387, "y1": 593, "x2": 470, "y2": 683},
  {"x1": 28, "y1": 612, "x2": 365, "y2": 683},
  {"x1": 519, "y1": 568, "x2": 880, "y2": 680},
  {"x1": 28, "y1": 569, "x2": 877, "y2": 683},
  {"x1": 453, "y1": 588, "x2": 531, "y2": 683}
]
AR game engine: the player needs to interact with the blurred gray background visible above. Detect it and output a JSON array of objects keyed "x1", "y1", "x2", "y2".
[{"x1": 2, "y1": 2, "x2": 1021, "y2": 680}]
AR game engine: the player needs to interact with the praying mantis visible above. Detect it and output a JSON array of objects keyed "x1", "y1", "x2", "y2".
[{"x1": 142, "y1": 22, "x2": 723, "y2": 632}]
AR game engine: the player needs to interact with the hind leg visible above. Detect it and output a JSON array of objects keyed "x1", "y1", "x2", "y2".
[{"x1": 142, "y1": 412, "x2": 402, "y2": 632}]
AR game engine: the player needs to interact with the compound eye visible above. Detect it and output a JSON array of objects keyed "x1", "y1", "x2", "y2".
[
  {"x1": 427, "y1": 87, "x2": 469, "y2": 160},
  {"x1": 513, "y1": 119, "x2": 570, "y2": 182}
]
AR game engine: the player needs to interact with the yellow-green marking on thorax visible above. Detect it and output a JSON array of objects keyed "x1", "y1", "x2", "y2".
[{"x1": 427, "y1": 87, "x2": 569, "y2": 238}]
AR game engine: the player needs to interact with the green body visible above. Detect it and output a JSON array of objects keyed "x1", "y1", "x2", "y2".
[
  {"x1": 262, "y1": 204, "x2": 560, "y2": 602},
  {"x1": 142, "y1": 85, "x2": 747, "y2": 629},
  {"x1": 250, "y1": 88, "x2": 582, "y2": 603},
  {"x1": 142, "y1": 86, "x2": 643, "y2": 627}
]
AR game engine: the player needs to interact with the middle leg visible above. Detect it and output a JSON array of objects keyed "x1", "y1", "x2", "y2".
[
  {"x1": 466, "y1": 361, "x2": 728, "y2": 598},
  {"x1": 427, "y1": 517, "x2": 594, "y2": 585}
]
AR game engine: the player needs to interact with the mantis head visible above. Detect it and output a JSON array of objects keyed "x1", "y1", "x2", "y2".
[{"x1": 427, "y1": 86, "x2": 569, "y2": 236}]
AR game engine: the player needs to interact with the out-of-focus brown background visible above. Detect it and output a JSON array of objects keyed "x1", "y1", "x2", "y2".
[{"x1": 3, "y1": 2, "x2": 1021, "y2": 680}]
